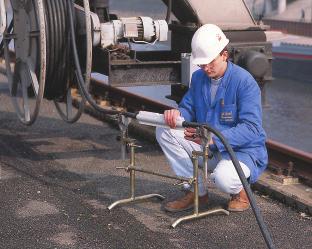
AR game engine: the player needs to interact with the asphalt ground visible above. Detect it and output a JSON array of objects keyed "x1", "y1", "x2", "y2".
[{"x1": 1, "y1": 72, "x2": 312, "y2": 249}]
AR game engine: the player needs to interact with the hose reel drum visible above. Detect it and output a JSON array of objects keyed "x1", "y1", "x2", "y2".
[{"x1": 0, "y1": 0, "x2": 169, "y2": 125}]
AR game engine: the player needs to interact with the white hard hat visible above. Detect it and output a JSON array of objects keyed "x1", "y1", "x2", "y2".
[{"x1": 191, "y1": 24, "x2": 229, "y2": 65}]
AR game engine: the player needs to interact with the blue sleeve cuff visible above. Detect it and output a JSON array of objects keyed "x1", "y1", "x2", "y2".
[
  {"x1": 209, "y1": 143, "x2": 218, "y2": 151},
  {"x1": 210, "y1": 136, "x2": 224, "y2": 152}
]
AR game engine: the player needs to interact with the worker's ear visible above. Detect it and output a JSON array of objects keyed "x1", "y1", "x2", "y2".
[{"x1": 221, "y1": 51, "x2": 228, "y2": 62}]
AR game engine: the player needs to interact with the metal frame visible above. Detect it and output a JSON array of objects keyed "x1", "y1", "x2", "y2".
[
  {"x1": 172, "y1": 150, "x2": 229, "y2": 228},
  {"x1": 108, "y1": 121, "x2": 229, "y2": 228},
  {"x1": 107, "y1": 142, "x2": 166, "y2": 211},
  {"x1": 3, "y1": 0, "x2": 46, "y2": 125},
  {"x1": 53, "y1": 0, "x2": 93, "y2": 123}
]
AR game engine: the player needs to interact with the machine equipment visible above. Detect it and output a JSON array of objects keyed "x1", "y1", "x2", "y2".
[{"x1": 0, "y1": 0, "x2": 272, "y2": 125}]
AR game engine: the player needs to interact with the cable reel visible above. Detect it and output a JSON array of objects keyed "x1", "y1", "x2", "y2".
[
  {"x1": 53, "y1": 0, "x2": 92, "y2": 123},
  {"x1": 1, "y1": 0, "x2": 169, "y2": 125},
  {"x1": 1, "y1": 0, "x2": 91, "y2": 125},
  {"x1": 2, "y1": 0, "x2": 46, "y2": 125}
]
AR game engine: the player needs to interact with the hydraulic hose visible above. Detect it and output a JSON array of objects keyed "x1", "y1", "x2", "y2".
[
  {"x1": 44, "y1": 0, "x2": 70, "y2": 99},
  {"x1": 67, "y1": 0, "x2": 136, "y2": 119},
  {"x1": 165, "y1": 0, "x2": 172, "y2": 23},
  {"x1": 183, "y1": 121, "x2": 275, "y2": 249},
  {"x1": 0, "y1": 20, "x2": 13, "y2": 56}
]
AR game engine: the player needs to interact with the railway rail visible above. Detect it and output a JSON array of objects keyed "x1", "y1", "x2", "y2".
[{"x1": 87, "y1": 77, "x2": 312, "y2": 187}]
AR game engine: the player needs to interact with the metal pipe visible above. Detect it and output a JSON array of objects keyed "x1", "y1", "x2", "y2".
[
  {"x1": 121, "y1": 130, "x2": 127, "y2": 160},
  {"x1": 130, "y1": 144, "x2": 136, "y2": 199},
  {"x1": 171, "y1": 208, "x2": 229, "y2": 228},
  {"x1": 203, "y1": 146, "x2": 209, "y2": 180},
  {"x1": 192, "y1": 152, "x2": 199, "y2": 215},
  {"x1": 126, "y1": 166, "x2": 191, "y2": 183},
  {"x1": 120, "y1": 129, "x2": 128, "y2": 160},
  {"x1": 108, "y1": 194, "x2": 165, "y2": 210},
  {"x1": 165, "y1": 0, "x2": 172, "y2": 23}
]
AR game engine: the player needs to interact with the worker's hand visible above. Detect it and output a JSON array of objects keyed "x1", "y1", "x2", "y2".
[
  {"x1": 164, "y1": 109, "x2": 181, "y2": 128},
  {"x1": 184, "y1": 127, "x2": 215, "y2": 146},
  {"x1": 184, "y1": 127, "x2": 201, "y2": 144}
]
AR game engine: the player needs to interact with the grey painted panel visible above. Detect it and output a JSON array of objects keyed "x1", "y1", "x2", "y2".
[{"x1": 187, "y1": 0, "x2": 255, "y2": 26}]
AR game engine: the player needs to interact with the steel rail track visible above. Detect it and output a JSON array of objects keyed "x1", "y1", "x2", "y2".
[{"x1": 89, "y1": 77, "x2": 312, "y2": 186}]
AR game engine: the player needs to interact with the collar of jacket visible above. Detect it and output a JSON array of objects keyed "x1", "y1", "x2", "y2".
[{"x1": 205, "y1": 61, "x2": 233, "y2": 108}]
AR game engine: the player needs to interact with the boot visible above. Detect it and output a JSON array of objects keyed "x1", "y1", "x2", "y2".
[
  {"x1": 164, "y1": 191, "x2": 208, "y2": 213},
  {"x1": 227, "y1": 189, "x2": 250, "y2": 212}
]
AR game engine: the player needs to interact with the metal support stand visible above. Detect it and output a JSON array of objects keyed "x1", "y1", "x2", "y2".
[
  {"x1": 118, "y1": 114, "x2": 132, "y2": 160},
  {"x1": 108, "y1": 138, "x2": 229, "y2": 228},
  {"x1": 198, "y1": 127, "x2": 211, "y2": 181},
  {"x1": 171, "y1": 150, "x2": 229, "y2": 228},
  {"x1": 108, "y1": 142, "x2": 165, "y2": 210}
]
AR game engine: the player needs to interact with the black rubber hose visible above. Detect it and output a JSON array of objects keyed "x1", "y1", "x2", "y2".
[
  {"x1": 53, "y1": 0, "x2": 65, "y2": 93},
  {"x1": 0, "y1": 21, "x2": 13, "y2": 56},
  {"x1": 165, "y1": 0, "x2": 172, "y2": 23},
  {"x1": 67, "y1": 0, "x2": 136, "y2": 119},
  {"x1": 50, "y1": 0, "x2": 61, "y2": 96},
  {"x1": 43, "y1": 0, "x2": 69, "y2": 100},
  {"x1": 182, "y1": 121, "x2": 275, "y2": 249},
  {"x1": 54, "y1": 0, "x2": 68, "y2": 98},
  {"x1": 56, "y1": 0, "x2": 70, "y2": 97},
  {"x1": 44, "y1": 0, "x2": 53, "y2": 96}
]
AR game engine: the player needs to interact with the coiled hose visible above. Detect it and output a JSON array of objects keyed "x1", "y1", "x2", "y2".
[{"x1": 44, "y1": 0, "x2": 70, "y2": 100}]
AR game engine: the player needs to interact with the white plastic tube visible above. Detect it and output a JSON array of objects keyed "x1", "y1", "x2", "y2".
[
  {"x1": 0, "y1": 0, "x2": 6, "y2": 35},
  {"x1": 136, "y1": 111, "x2": 184, "y2": 130}
]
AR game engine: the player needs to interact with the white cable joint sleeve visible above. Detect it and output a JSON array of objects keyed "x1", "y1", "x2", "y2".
[
  {"x1": 0, "y1": 0, "x2": 6, "y2": 34},
  {"x1": 136, "y1": 111, "x2": 184, "y2": 130}
]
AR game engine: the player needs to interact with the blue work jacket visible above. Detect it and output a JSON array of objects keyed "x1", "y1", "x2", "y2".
[{"x1": 178, "y1": 62, "x2": 268, "y2": 183}]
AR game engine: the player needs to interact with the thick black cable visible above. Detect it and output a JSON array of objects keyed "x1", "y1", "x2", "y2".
[
  {"x1": 55, "y1": 0, "x2": 69, "y2": 98},
  {"x1": 182, "y1": 121, "x2": 275, "y2": 249},
  {"x1": 165, "y1": 0, "x2": 172, "y2": 23},
  {"x1": 54, "y1": 0, "x2": 66, "y2": 96},
  {"x1": 0, "y1": 21, "x2": 13, "y2": 56},
  {"x1": 43, "y1": 0, "x2": 69, "y2": 100},
  {"x1": 67, "y1": 0, "x2": 136, "y2": 119},
  {"x1": 50, "y1": 0, "x2": 61, "y2": 96},
  {"x1": 44, "y1": 0, "x2": 53, "y2": 96}
]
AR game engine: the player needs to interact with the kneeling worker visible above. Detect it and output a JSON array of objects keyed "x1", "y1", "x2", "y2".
[{"x1": 156, "y1": 24, "x2": 268, "y2": 212}]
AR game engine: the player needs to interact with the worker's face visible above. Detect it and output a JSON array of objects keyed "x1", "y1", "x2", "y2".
[{"x1": 198, "y1": 51, "x2": 228, "y2": 79}]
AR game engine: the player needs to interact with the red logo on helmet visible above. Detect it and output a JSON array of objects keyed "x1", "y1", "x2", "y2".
[{"x1": 216, "y1": 34, "x2": 222, "y2": 42}]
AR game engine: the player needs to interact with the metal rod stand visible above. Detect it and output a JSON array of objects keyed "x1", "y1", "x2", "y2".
[
  {"x1": 171, "y1": 151, "x2": 229, "y2": 228},
  {"x1": 108, "y1": 142, "x2": 165, "y2": 211},
  {"x1": 118, "y1": 115, "x2": 132, "y2": 160},
  {"x1": 109, "y1": 141, "x2": 229, "y2": 228}
]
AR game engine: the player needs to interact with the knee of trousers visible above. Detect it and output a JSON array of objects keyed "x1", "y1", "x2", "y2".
[
  {"x1": 212, "y1": 164, "x2": 242, "y2": 194},
  {"x1": 156, "y1": 127, "x2": 183, "y2": 145}
]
